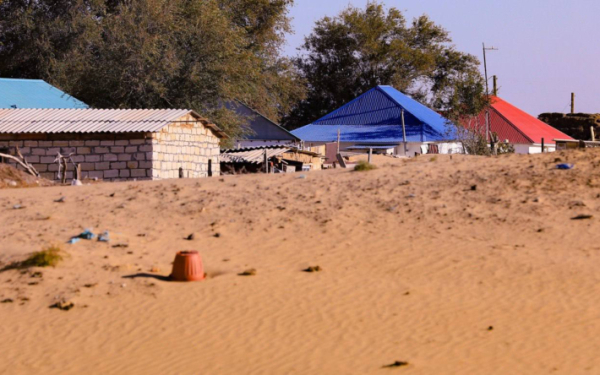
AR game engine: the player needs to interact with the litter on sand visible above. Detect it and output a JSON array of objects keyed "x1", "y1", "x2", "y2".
[
  {"x1": 79, "y1": 229, "x2": 96, "y2": 240},
  {"x1": 556, "y1": 163, "x2": 574, "y2": 170},
  {"x1": 68, "y1": 229, "x2": 96, "y2": 244},
  {"x1": 98, "y1": 231, "x2": 110, "y2": 242}
]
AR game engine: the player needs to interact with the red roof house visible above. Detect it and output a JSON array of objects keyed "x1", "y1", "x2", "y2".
[{"x1": 468, "y1": 96, "x2": 573, "y2": 153}]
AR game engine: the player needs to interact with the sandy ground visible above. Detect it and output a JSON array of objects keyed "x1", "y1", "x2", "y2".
[{"x1": 1, "y1": 150, "x2": 600, "y2": 374}]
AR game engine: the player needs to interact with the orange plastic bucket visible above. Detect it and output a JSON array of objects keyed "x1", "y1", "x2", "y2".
[{"x1": 170, "y1": 251, "x2": 205, "y2": 282}]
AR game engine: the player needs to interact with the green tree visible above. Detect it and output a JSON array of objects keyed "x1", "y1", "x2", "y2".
[
  {"x1": 0, "y1": 0, "x2": 304, "y2": 144},
  {"x1": 282, "y1": 1, "x2": 483, "y2": 130},
  {"x1": 444, "y1": 73, "x2": 493, "y2": 155}
]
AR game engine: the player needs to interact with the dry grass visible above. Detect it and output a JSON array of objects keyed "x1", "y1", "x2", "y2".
[
  {"x1": 20, "y1": 245, "x2": 64, "y2": 268},
  {"x1": 353, "y1": 160, "x2": 377, "y2": 172}
]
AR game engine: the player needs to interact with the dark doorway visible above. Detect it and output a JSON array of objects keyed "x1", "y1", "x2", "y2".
[
  {"x1": 0, "y1": 147, "x2": 9, "y2": 163},
  {"x1": 208, "y1": 159, "x2": 213, "y2": 177}
]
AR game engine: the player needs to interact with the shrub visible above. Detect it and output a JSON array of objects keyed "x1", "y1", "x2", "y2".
[
  {"x1": 21, "y1": 245, "x2": 63, "y2": 268},
  {"x1": 354, "y1": 160, "x2": 377, "y2": 172}
]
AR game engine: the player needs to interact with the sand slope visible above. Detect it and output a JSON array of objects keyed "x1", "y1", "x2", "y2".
[{"x1": 1, "y1": 151, "x2": 600, "y2": 374}]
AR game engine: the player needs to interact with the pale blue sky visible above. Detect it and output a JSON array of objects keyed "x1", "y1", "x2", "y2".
[{"x1": 284, "y1": 0, "x2": 600, "y2": 116}]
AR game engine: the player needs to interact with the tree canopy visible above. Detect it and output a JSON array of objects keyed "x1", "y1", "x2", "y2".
[
  {"x1": 282, "y1": 2, "x2": 484, "y2": 129},
  {"x1": 0, "y1": 0, "x2": 304, "y2": 143}
]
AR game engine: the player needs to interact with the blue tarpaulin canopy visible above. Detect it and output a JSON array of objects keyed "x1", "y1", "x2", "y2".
[{"x1": 292, "y1": 85, "x2": 454, "y2": 143}]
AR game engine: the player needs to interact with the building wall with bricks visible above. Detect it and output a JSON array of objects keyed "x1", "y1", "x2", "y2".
[
  {"x1": 0, "y1": 118, "x2": 221, "y2": 181},
  {"x1": 151, "y1": 116, "x2": 221, "y2": 179}
]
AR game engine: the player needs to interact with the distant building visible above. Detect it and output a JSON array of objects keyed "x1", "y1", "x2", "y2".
[
  {"x1": 0, "y1": 108, "x2": 226, "y2": 181},
  {"x1": 0, "y1": 78, "x2": 88, "y2": 109},
  {"x1": 474, "y1": 97, "x2": 573, "y2": 154},
  {"x1": 291, "y1": 85, "x2": 461, "y2": 156},
  {"x1": 226, "y1": 101, "x2": 300, "y2": 148},
  {"x1": 221, "y1": 145, "x2": 323, "y2": 174}
]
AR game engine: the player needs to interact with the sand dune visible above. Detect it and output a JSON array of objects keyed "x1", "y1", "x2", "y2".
[{"x1": 2, "y1": 151, "x2": 600, "y2": 374}]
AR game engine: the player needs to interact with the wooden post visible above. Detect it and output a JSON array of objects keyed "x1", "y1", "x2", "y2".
[
  {"x1": 571, "y1": 93, "x2": 575, "y2": 114},
  {"x1": 264, "y1": 149, "x2": 268, "y2": 173},
  {"x1": 493, "y1": 75, "x2": 497, "y2": 96},
  {"x1": 337, "y1": 129, "x2": 341, "y2": 154},
  {"x1": 368, "y1": 148, "x2": 372, "y2": 163},
  {"x1": 591, "y1": 126, "x2": 596, "y2": 142},
  {"x1": 541, "y1": 137, "x2": 545, "y2": 153},
  {"x1": 61, "y1": 158, "x2": 67, "y2": 184},
  {"x1": 401, "y1": 109, "x2": 408, "y2": 155}
]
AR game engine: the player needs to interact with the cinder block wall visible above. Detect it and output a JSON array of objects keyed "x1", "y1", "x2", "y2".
[
  {"x1": 0, "y1": 122, "x2": 221, "y2": 181},
  {"x1": 0, "y1": 134, "x2": 153, "y2": 181},
  {"x1": 151, "y1": 120, "x2": 221, "y2": 179}
]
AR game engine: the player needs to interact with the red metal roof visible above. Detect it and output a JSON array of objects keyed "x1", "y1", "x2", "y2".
[{"x1": 483, "y1": 97, "x2": 573, "y2": 145}]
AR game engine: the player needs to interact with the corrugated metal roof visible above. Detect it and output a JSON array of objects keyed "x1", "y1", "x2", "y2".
[
  {"x1": 225, "y1": 101, "x2": 300, "y2": 141},
  {"x1": 220, "y1": 145, "x2": 322, "y2": 164},
  {"x1": 0, "y1": 108, "x2": 226, "y2": 137},
  {"x1": 0, "y1": 78, "x2": 88, "y2": 109},
  {"x1": 489, "y1": 97, "x2": 573, "y2": 144},
  {"x1": 220, "y1": 146, "x2": 290, "y2": 164},
  {"x1": 469, "y1": 97, "x2": 574, "y2": 145},
  {"x1": 292, "y1": 85, "x2": 453, "y2": 143},
  {"x1": 292, "y1": 124, "x2": 440, "y2": 143},
  {"x1": 347, "y1": 145, "x2": 398, "y2": 149}
]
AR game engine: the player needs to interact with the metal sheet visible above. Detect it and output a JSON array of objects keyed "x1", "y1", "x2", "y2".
[
  {"x1": 292, "y1": 86, "x2": 454, "y2": 143},
  {"x1": 220, "y1": 146, "x2": 290, "y2": 164},
  {"x1": 0, "y1": 108, "x2": 202, "y2": 134}
]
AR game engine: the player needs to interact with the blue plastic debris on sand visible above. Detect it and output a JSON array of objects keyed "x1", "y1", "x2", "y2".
[
  {"x1": 556, "y1": 163, "x2": 574, "y2": 170},
  {"x1": 79, "y1": 229, "x2": 96, "y2": 240},
  {"x1": 98, "y1": 231, "x2": 110, "y2": 242},
  {"x1": 68, "y1": 229, "x2": 96, "y2": 244}
]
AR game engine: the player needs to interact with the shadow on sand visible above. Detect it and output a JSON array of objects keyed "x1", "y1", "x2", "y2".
[{"x1": 122, "y1": 273, "x2": 171, "y2": 282}]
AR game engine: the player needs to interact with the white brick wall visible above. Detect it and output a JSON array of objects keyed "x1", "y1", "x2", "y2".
[
  {"x1": 151, "y1": 121, "x2": 221, "y2": 179},
  {"x1": 0, "y1": 119, "x2": 222, "y2": 182}
]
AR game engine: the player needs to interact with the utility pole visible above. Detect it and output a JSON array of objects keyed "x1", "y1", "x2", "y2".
[
  {"x1": 401, "y1": 109, "x2": 408, "y2": 156},
  {"x1": 571, "y1": 93, "x2": 575, "y2": 114},
  {"x1": 493, "y1": 75, "x2": 498, "y2": 96},
  {"x1": 483, "y1": 43, "x2": 498, "y2": 142}
]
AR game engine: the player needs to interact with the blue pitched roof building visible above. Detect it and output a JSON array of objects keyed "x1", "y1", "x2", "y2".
[
  {"x1": 291, "y1": 85, "x2": 454, "y2": 145},
  {"x1": 0, "y1": 78, "x2": 88, "y2": 109}
]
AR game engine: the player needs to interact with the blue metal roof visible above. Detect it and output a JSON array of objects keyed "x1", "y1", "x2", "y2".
[
  {"x1": 292, "y1": 125, "x2": 434, "y2": 143},
  {"x1": 0, "y1": 78, "x2": 88, "y2": 109},
  {"x1": 292, "y1": 85, "x2": 454, "y2": 142}
]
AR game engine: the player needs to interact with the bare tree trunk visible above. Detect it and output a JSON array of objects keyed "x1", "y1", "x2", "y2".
[
  {"x1": 0, "y1": 146, "x2": 40, "y2": 177},
  {"x1": 61, "y1": 158, "x2": 67, "y2": 184}
]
